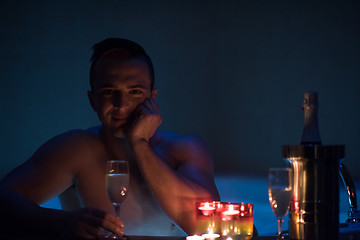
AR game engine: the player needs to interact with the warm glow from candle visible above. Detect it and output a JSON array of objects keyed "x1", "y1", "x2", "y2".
[
  {"x1": 198, "y1": 202, "x2": 216, "y2": 216},
  {"x1": 223, "y1": 204, "x2": 240, "y2": 215},
  {"x1": 199, "y1": 202, "x2": 216, "y2": 211},
  {"x1": 202, "y1": 231, "x2": 220, "y2": 239},
  {"x1": 221, "y1": 202, "x2": 253, "y2": 238},
  {"x1": 186, "y1": 235, "x2": 205, "y2": 240}
]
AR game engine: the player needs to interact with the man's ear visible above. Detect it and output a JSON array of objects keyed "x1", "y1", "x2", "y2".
[
  {"x1": 151, "y1": 88, "x2": 158, "y2": 100},
  {"x1": 87, "y1": 90, "x2": 96, "y2": 111}
]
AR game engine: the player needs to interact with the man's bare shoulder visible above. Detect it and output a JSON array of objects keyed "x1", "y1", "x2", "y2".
[
  {"x1": 28, "y1": 128, "x2": 106, "y2": 168},
  {"x1": 152, "y1": 131, "x2": 212, "y2": 163},
  {"x1": 153, "y1": 130, "x2": 206, "y2": 147},
  {"x1": 52, "y1": 128, "x2": 100, "y2": 140},
  {"x1": 41, "y1": 129, "x2": 102, "y2": 151}
]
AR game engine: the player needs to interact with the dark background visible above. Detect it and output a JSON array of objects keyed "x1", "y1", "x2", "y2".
[{"x1": 1, "y1": 0, "x2": 359, "y2": 180}]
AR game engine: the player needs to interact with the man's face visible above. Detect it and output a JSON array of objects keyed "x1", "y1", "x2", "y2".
[{"x1": 89, "y1": 54, "x2": 154, "y2": 138}]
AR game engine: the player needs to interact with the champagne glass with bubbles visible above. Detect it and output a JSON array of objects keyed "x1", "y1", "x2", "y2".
[
  {"x1": 268, "y1": 168, "x2": 292, "y2": 239},
  {"x1": 105, "y1": 160, "x2": 129, "y2": 239}
]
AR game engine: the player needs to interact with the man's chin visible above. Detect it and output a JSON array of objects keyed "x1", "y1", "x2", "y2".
[{"x1": 112, "y1": 129, "x2": 127, "y2": 139}]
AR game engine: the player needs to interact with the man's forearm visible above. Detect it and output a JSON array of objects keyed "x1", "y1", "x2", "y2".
[{"x1": 0, "y1": 186, "x2": 67, "y2": 235}]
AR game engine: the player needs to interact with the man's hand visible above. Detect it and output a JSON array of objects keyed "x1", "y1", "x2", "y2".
[
  {"x1": 62, "y1": 207, "x2": 124, "y2": 239},
  {"x1": 126, "y1": 98, "x2": 162, "y2": 143}
]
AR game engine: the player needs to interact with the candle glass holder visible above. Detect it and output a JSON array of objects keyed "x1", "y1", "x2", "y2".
[
  {"x1": 221, "y1": 203, "x2": 254, "y2": 240},
  {"x1": 196, "y1": 201, "x2": 222, "y2": 239}
]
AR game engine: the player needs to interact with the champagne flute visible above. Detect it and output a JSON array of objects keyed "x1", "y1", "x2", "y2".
[
  {"x1": 105, "y1": 160, "x2": 129, "y2": 239},
  {"x1": 268, "y1": 168, "x2": 292, "y2": 239}
]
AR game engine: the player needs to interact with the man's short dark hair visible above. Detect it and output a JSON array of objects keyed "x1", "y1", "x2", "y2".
[{"x1": 89, "y1": 38, "x2": 155, "y2": 91}]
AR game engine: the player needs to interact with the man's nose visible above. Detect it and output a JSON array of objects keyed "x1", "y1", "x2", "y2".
[{"x1": 113, "y1": 92, "x2": 129, "y2": 109}]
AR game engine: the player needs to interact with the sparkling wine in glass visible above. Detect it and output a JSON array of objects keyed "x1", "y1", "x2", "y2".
[
  {"x1": 268, "y1": 168, "x2": 292, "y2": 239},
  {"x1": 105, "y1": 160, "x2": 129, "y2": 239}
]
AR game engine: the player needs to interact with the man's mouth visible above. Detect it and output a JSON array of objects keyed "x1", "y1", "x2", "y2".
[{"x1": 111, "y1": 115, "x2": 127, "y2": 124}]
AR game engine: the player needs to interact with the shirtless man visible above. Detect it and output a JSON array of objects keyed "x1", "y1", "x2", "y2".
[{"x1": 0, "y1": 38, "x2": 220, "y2": 239}]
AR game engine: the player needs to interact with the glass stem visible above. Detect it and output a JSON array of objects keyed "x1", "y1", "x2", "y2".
[
  {"x1": 113, "y1": 203, "x2": 122, "y2": 219},
  {"x1": 277, "y1": 219, "x2": 284, "y2": 235}
]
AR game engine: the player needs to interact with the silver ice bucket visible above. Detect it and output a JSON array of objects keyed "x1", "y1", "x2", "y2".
[{"x1": 282, "y1": 145, "x2": 345, "y2": 240}]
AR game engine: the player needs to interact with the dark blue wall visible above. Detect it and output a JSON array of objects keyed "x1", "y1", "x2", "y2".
[{"x1": 1, "y1": 1, "x2": 359, "y2": 179}]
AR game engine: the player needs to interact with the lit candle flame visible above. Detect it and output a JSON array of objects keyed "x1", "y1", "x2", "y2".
[
  {"x1": 198, "y1": 202, "x2": 215, "y2": 216},
  {"x1": 223, "y1": 204, "x2": 240, "y2": 215}
]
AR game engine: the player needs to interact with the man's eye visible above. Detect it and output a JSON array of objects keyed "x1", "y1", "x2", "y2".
[{"x1": 129, "y1": 90, "x2": 143, "y2": 95}]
